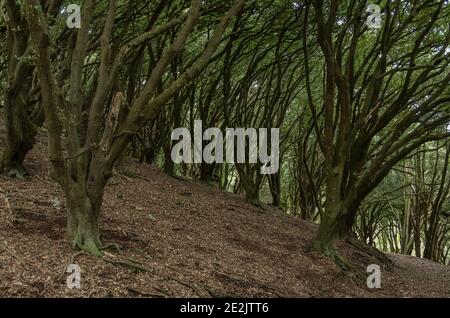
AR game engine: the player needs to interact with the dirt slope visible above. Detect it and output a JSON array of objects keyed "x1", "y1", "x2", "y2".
[{"x1": 0, "y1": 131, "x2": 449, "y2": 298}]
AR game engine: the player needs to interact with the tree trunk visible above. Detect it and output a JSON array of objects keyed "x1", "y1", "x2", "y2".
[
  {"x1": 268, "y1": 173, "x2": 281, "y2": 206},
  {"x1": 413, "y1": 230, "x2": 421, "y2": 258},
  {"x1": 244, "y1": 184, "x2": 260, "y2": 206},
  {"x1": 242, "y1": 172, "x2": 262, "y2": 206},
  {"x1": 1, "y1": 88, "x2": 38, "y2": 179},
  {"x1": 424, "y1": 228, "x2": 439, "y2": 261},
  {"x1": 1, "y1": 5, "x2": 38, "y2": 179},
  {"x1": 163, "y1": 144, "x2": 174, "y2": 175},
  {"x1": 199, "y1": 162, "x2": 216, "y2": 182},
  {"x1": 145, "y1": 148, "x2": 156, "y2": 164},
  {"x1": 114, "y1": 147, "x2": 128, "y2": 172},
  {"x1": 314, "y1": 205, "x2": 352, "y2": 256},
  {"x1": 64, "y1": 172, "x2": 106, "y2": 256},
  {"x1": 314, "y1": 173, "x2": 359, "y2": 258},
  {"x1": 66, "y1": 194, "x2": 101, "y2": 256},
  {"x1": 24, "y1": 0, "x2": 246, "y2": 257}
]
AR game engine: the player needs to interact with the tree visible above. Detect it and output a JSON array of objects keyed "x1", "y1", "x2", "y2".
[
  {"x1": 307, "y1": 0, "x2": 450, "y2": 260},
  {"x1": 24, "y1": 0, "x2": 245, "y2": 255},
  {"x1": 220, "y1": 2, "x2": 304, "y2": 205},
  {"x1": 0, "y1": 0, "x2": 60, "y2": 178}
]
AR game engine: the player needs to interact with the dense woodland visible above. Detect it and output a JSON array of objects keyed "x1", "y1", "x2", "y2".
[{"x1": 0, "y1": 0, "x2": 449, "y2": 268}]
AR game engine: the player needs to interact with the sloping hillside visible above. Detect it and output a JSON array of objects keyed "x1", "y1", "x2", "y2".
[{"x1": 0, "y1": 131, "x2": 449, "y2": 298}]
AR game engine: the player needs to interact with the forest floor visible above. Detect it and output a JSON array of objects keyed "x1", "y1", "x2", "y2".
[{"x1": 0, "y1": 129, "x2": 449, "y2": 298}]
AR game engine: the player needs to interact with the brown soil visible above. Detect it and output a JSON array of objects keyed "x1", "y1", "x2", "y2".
[{"x1": 0, "y1": 130, "x2": 449, "y2": 298}]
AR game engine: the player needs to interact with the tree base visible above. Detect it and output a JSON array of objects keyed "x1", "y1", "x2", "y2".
[
  {"x1": 247, "y1": 198, "x2": 262, "y2": 207},
  {"x1": 313, "y1": 239, "x2": 349, "y2": 270},
  {"x1": 1, "y1": 159, "x2": 28, "y2": 180},
  {"x1": 6, "y1": 166, "x2": 28, "y2": 180},
  {"x1": 313, "y1": 239, "x2": 369, "y2": 284},
  {"x1": 71, "y1": 232, "x2": 102, "y2": 257}
]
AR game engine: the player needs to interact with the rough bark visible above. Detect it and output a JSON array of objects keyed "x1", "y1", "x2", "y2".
[
  {"x1": 66, "y1": 185, "x2": 102, "y2": 256},
  {"x1": 237, "y1": 166, "x2": 263, "y2": 206},
  {"x1": 1, "y1": 89, "x2": 37, "y2": 178},
  {"x1": 1, "y1": 0, "x2": 40, "y2": 179}
]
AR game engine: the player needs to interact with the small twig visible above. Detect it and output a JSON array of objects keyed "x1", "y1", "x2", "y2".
[
  {"x1": 102, "y1": 256, "x2": 153, "y2": 273},
  {"x1": 164, "y1": 277, "x2": 204, "y2": 297},
  {"x1": 0, "y1": 192, "x2": 17, "y2": 225},
  {"x1": 55, "y1": 251, "x2": 86, "y2": 282},
  {"x1": 121, "y1": 171, "x2": 150, "y2": 182}
]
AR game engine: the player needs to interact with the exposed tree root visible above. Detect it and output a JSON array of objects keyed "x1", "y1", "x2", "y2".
[
  {"x1": 100, "y1": 242, "x2": 123, "y2": 254},
  {"x1": 169, "y1": 174, "x2": 189, "y2": 182},
  {"x1": 6, "y1": 166, "x2": 28, "y2": 180},
  {"x1": 319, "y1": 243, "x2": 349, "y2": 270},
  {"x1": 313, "y1": 239, "x2": 368, "y2": 285},
  {"x1": 101, "y1": 252, "x2": 208, "y2": 297},
  {"x1": 163, "y1": 277, "x2": 205, "y2": 297},
  {"x1": 314, "y1": 234, "x2": 397, "y2": 287},
  {"x1": 347, "y1": 236, "x2": 394, "y2": 268},
  {"x1": 72, "y1": 235, "x2": 102, "y2": 257},
  {"x1": 102, "y1": 257, "x2": 153, "y2": 273}
]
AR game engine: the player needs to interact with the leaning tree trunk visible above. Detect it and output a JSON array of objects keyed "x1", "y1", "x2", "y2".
[{"x1": 313, "y1": 171, "x2": 359, "y2": 258}]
